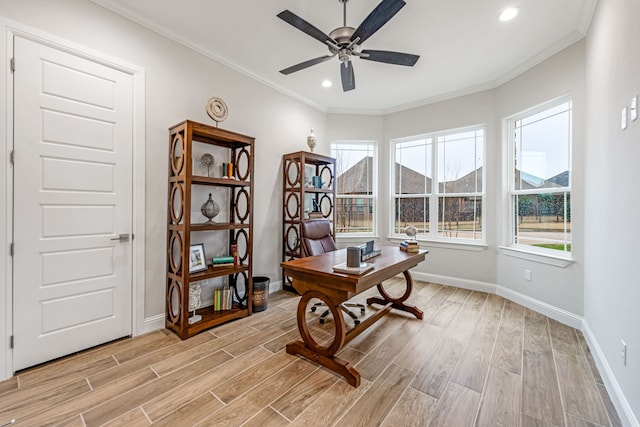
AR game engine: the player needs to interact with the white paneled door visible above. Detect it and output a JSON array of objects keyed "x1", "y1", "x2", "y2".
[{"x1": 12, "y1": 36, "x2": 133, "y2": 371}]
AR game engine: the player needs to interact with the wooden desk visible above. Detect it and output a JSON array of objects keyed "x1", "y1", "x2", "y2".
[{"x1": 280, "y1": 246, "x2": 427, "y2": 387}]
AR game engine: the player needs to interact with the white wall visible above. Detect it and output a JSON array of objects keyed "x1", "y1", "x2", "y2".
[
  {"x1": 584, "y1": 0, "x2": 640, "y2": 423},
  {"x1": 0, "y1": 0, "x2": 325, "y2": 377}
]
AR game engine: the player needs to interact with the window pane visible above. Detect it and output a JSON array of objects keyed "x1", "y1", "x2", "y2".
[
  {"x1": 335, "y1": 198, "x2": 374, "y2": 233},
  {"x1": 332, "y1": 141, "x2": 376, "y2": 235},
  {"x1": 514, "y1": 101, "x2": 571, "y2": 190},
  {"x1": 395, "y1": 139, "x2": 432, "y2": 194},
  {"x1": 437, "y1": 196, "x2": 483, "y2": 240},
  {"x1": 438, "y1": 129, "x2": 484, "y2": 194},
  {"x1": 394, "y1": 197, "x2": 429, "y2": 236},
  {"x1": 513, "y1": 192, "x2": 571, "y2": 251},
  {"x1": 333, "y1": 143, "x2": 374, "y2": 196}
]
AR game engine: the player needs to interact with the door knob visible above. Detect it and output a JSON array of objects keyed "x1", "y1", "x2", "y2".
[{"x1": 110, "y1": 233, "x2": 130, "y2": 242}]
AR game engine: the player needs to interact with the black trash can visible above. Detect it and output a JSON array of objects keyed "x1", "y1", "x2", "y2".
[{"x1": 252, "y1": 276, "x2": 270, "y2": 312}]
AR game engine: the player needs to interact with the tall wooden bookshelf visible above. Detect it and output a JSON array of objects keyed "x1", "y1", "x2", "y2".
[
  {"x1": 282, "y1": 151, "x2": 336, "y2": 292},
  {"x1": 167, "y1": 120, "x2": 254, "y2": 339}
]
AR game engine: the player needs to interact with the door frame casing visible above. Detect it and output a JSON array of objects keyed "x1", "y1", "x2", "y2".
[{"x1": 0, "y1": 18, "x2": 146, "y2": 380}]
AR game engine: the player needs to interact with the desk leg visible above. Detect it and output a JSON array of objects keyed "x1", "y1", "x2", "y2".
[
  {"x1": 367, "y1": 270, "x2": 424, "y2": 319},
  {"x1": 286, "y1": 290, "x2": 361, "y2": 387}
]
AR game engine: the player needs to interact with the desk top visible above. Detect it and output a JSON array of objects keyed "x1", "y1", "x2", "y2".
[{"x1": 281, "y1": 246, "x2": 427, "y2": 296}]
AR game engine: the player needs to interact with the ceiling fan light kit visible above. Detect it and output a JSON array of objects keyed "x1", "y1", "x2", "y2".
[{"x1": 277, "y1": 0, "x2": 420, "y2": 92}]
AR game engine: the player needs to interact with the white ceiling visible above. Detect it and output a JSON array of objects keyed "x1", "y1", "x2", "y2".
[{"x1": 91, "y1": 0, "x2": 596, "y2": 114}]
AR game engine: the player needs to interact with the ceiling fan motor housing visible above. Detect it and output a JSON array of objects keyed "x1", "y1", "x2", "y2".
[{"x1": 329, "y1": 26, "x2": 356, "y2": 45}]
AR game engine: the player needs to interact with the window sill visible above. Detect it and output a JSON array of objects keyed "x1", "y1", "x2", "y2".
[
  {"x1": 336, "y1": 234, "x2": 379, "y2": 243},
  {"x1": 498, "y1": 246, "x2": 574, "y2": 268},
  {"x1": 387, "y1": 237, "x2": 488, "y2": 252}
]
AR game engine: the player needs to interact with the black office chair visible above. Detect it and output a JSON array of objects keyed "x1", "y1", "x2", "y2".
[{"x1": 300, "y1": 219, "x2": 365, "y2": 325}]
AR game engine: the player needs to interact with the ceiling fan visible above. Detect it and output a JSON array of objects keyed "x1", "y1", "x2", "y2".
[{"x1": 277, "y1": 0, "x2": 420, "y2": 92}]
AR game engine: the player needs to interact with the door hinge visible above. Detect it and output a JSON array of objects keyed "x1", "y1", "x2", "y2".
[
  {"x1": 10, "y1": 57, "x2": 15, "y2": 73},
  {"x1": 9, "y1": 242, "x2": 14, "y2": 256},
  {"x1": 9, "y1": 335, "x2": 13, "y2": 349},
  {"x1": 10, "y1": 150, "x2": 14, "y2": 165}
]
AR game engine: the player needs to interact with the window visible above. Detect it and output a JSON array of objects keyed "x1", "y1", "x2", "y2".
[
  {"x1": 392, "y1": 127, "x2": 484, "y2": 241},
  {"x1": 508, "y1": 97, "x2": 572, "y2": 253},
  {"x1": 331, "y1": 141, "x2": 377, "y2": 235}
]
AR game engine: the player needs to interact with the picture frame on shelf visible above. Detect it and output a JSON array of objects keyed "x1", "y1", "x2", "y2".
[{"x1": 189, "y1": 243, "x2": 208, "y2": 273}]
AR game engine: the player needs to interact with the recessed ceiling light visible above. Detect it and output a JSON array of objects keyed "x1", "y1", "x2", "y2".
[
  {"x1": 321, "y1": 79, "x2": 332, "y2": 88},
  {"x1": 499, "y1": 7, "x2": 519, "y2": 22}
]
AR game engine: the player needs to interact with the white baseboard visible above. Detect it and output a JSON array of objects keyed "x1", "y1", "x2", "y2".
[
  {"x1": 269, "y1": 279, "x2": 283, "y2": 293},
  {"x1": 495, "y1": 286, "x2": 583, "y2": 329},
  {"x1": 582, "y1": 321, "x2": 639, "y2": 427},
  {"x1": 411, "y1": 271, "x2": 582, "y2": 329},
  {"x1": 411, "y1": 271, "x2": 497, "y2": 294},
  {"x1": 137, "y1": 313, "x2": 164, "y2": 336}
]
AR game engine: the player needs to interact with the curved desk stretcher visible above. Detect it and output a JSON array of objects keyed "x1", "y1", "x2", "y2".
[{"x1": 280, "y1": 246, "x2": 428, "y2": 387}]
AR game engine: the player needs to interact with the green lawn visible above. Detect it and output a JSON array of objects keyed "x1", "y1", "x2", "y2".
[{"x1": 534, "y1": 243, "x2": 571, "y2": 251}]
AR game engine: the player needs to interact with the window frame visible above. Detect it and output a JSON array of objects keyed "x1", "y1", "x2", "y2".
[
  {"x1": 331, "y1": 140, "x2": 378, "y2": 238},
  {"x1": 390, "y1": 125, "x2": 486, "y2": 244},
  {"x1": 506, "y1": 95, "x2": 573, "y2": 258}
]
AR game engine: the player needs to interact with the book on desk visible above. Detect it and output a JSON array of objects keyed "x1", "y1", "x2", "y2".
[{"x1": 332, "y1": 262, "x2": 374, "y2": 275}]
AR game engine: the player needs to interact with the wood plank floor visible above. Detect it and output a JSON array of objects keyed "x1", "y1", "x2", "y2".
[{"x1": 0, "y1": 279, "x2": 623, "y2": 427}]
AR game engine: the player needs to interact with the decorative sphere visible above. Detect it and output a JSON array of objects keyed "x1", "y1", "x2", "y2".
[
  {"x1": 200, "y1": 153, "x2": 214, "y2": 167},
  {"x1": 405, "y1": 225, "x2": 417, "y2": 239}
]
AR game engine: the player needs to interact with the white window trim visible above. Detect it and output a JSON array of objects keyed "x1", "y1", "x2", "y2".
[
  {"x1": 498, "y1": 245, "x2": 574, "y2": 268},
  {"x1": 331, "y1": 140, "x2": 378, "y2": 237},
  {"x1": 505, "y1": 95, "x2": 573, "y2": 259},
  {"x1": 389, "y1": 125, "x2": 486, "y2": 244}
]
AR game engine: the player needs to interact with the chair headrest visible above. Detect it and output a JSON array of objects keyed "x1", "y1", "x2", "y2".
[
  {"x1": 301, "y1": 219, "x2": 332, "y2": 240},
  {"x1": 300, "y1": 219, "x2": 337, "y2": 256}
]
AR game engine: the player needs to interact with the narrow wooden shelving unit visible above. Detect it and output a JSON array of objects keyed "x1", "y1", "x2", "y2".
[
  {"x1": 166, "y1": 120, "x2": 254, "y2": 339},
  {"x1": 282, "y1": 151, "x2": 336, "y2": 292}
]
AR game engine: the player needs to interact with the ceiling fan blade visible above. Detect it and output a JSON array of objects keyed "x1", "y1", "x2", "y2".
[
  {"x1": 361, "y1": 49, "x2": 419, "y2": 66},
  {"x1": 350, "y1": 0, "x2": 406, "y2": 45},
  {"x1": 280, "y1": 55, "x2": 334, "y2": 75},
  {"x1": 277, "y1": 10, "x2": 336, "y2": 46},
  {"x1": 340, "y1": 61, "x2": 355, "y2": 92}
]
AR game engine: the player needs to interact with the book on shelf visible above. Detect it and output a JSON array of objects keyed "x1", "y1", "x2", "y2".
[
  {"x1": 212, "y1": 256, "x2": 234, "y2": 264},
  {"x1": 307, "y1": 211, "x2": 323, "y2": 219},
  {"x1": 332, "y1": 262, "x2": 374, "y2": 275},
  {"x1": 212, "y1": 255, "x2": 237, "y2": 268},
  {"x1": 231, "y1": 244, "x2": 238, "y2": 265},
  {"x1": 213, "y1": 286, "x2": 233, "y2": 311}
]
